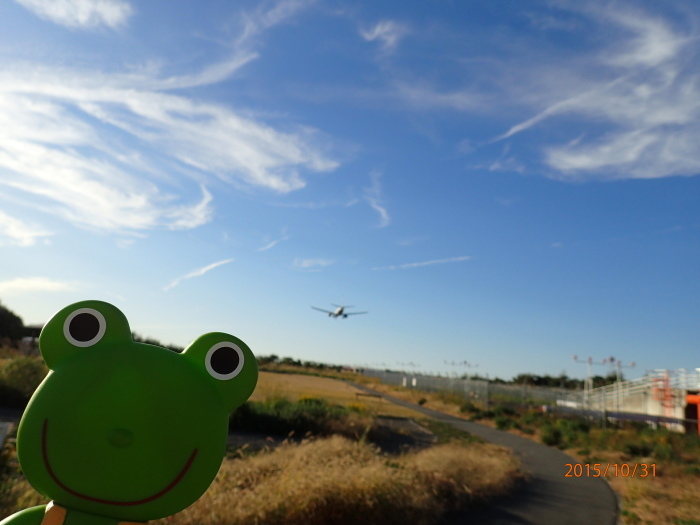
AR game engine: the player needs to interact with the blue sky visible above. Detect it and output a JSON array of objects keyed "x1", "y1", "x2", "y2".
[{"x1": 0, "y1": 0, "x2": 698, "y2": 381}]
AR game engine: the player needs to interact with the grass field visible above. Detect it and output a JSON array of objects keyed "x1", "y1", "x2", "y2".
[
  {"x1": 0, "y1": 368, "x2": 523, "y2": 524},
  {"x1": 252, "y1": 370, "x2": 429, "y2": 420}
]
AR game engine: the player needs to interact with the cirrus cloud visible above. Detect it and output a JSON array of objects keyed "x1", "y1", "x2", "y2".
[
  {"x1": 0, "y1": 277, "x2": 77, "y2": 294},
  {"x1": 11, "y1": 0, "x2": 133, "y2": 29}
]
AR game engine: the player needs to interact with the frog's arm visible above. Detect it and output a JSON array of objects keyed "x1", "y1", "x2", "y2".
[{"x1": 0, "y1": 505, "x2": 46, "y2": 525}]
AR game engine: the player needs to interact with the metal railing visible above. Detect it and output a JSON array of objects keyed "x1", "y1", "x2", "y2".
[{"x1": 363, "y1": 369, "x2": 584, "y2": 406}]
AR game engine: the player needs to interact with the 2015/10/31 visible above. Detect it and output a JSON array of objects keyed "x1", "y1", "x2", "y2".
[{"x1": 565, "y1": 463, "x2": 656, "y2": 478}]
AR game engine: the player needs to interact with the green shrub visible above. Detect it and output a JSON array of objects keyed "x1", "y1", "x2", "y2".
[
  {"x1": 0, "y1": 357, "x2": 48, "y2": 406},
  {"x1": 540, "y1": 424, "x2": 563, "y2": 447},
  {"x1": 230, "y1": 397, "x2": 354, "y2": 438},
  {"x1": 652, "y1": 442, "x2": 678, "y2": 461},
  {"x1": 495, "y1": 416, "x2": 516, "y2": 430},
  {"x1": 493, "y1": 405, "x2": 516, "y2": 417},
  {"x1": 683, "y1": 464, "x2": 700, "y2": 476},
  {"x1": 520, "y1": 411, "x2": 541, "y2": 425},
  {"x1": 622, "y1": 442, "x2": 653, "y2": 457},
  {"x1": 459, "y1": 401, "x2": 477, "y2": 413}
]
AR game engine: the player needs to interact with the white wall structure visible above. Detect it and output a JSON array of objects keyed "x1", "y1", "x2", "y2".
[{"x1": 586, "y1": 369, "x2": 700, "y2": 433}]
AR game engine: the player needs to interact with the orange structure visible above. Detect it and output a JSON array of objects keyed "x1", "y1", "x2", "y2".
[
  {"x1": 687, "y1": 393, "x2": 700, "y2": 435},
  {"x1": 653, "y1": 374, "x2": 676, "y2": 423}
]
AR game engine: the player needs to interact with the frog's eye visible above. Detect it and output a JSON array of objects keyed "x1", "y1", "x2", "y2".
[
  {"x1": 63, "y1": 308, "x2": 107, "y2": 347},
  {"x1": 205, "y1": 341, "x2": 244, "y2": 380}
]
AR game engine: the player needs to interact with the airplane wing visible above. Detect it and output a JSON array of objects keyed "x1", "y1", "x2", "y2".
[
  {"x1": 344, "y1": 311, "x2": 368, "y2": 315},
  {"x1": 311, "y1": 306, "x2": 334, "y2": 314}
]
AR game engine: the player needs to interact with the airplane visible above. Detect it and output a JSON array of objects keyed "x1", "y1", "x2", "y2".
[{"x1": 311, "y1": 304, "x2": 368, "y2": 318}]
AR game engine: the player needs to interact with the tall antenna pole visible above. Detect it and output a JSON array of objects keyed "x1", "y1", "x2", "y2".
[
  {"x1": 611, "y1": 359, "x2": 635, "y2": 412},
  {"x1": 573, "y1": 356, "x2": 607, "y2": 409}
]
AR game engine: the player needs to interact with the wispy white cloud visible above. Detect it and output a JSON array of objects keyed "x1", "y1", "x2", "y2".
[
  {"x1": 0, "y1": 276, "x2": 77, "y2": 293},
  {"x1": 360, "y1": 20, "x2": 408, "y2": 54},
  {"x1": 164, "y1": 258, "x2": 234, "y2": 291},
  {"x1": 495, "y1": 197, "x2": 518, "y2": 207},
  {"x1": 394, "y1": 83, "x2": 490, "y2": 112},
  {"x1": 236, "y1": 0, "x2": 318, "y2": 50},
  {"x1": 265, "y1": 198, "x2": 358, "y2": 209},
  {"x1": 0, "y1": 0, "x2": 335, "y2": 237},
  {"x1": 363, "y1": 170, "x2": 390, "y2": 228},
  {"x1": 0, "y1": 211, "x2": 52, "y2": 246},
  {"x1": 258, "y1": 233, "x2": 290, "y2": 251},
  {"x1": 378, "y1": 4, "x2": 700, "y2": 182},
  {"x1": 115, "y1": 238, "x2": 135, "y2": 249},
  {"x1": 0, "y1": 56, "x2": 337, "y2": 234},
  {"x1": 293, "y1": 258, "x2": 333, "y2": 271},
  {"x1": 396, "y1": 235, "x2": 427, "y2": 247},
  {"x1": 12, "y1": 0, "x2": 133, "y2": 29},
  {"x1": 492, "y1": 5, "x2": 700, "y2": 181},
  {"x1": 372, "y1": 255, "x2": 472, "y2": 271}
]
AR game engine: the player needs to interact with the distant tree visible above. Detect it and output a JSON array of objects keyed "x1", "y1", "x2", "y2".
[
  {"x1": 257, "y1": 354, "x2": 280, "y2": 366},
  {"x1": 605, "y1": 371, "x2": 623, "y2": 384},
  {"x1": 591, "y1": 374, "x2": 619, "y2": 388},
  {"x1": 131, "y1": 332, "x2": 184, "y2": 353},
  {"x1": 281, "y1": 356, "x2": 301, "y2": 367},
  {"x1": 0, "y1": 300, "x2": 25, "y2": 344}
]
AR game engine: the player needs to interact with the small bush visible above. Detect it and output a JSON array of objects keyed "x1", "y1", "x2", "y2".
[
  {"x1": 418, "y1": 398, "x2": 428, "y2": 406},
  {"x1": 540, "y1": 424, "x2": 563, "y2": 447},
  {"x1": 0, "y1": 357, "x2": 48, "y2": 407},
  {"x1": 623, "y1": 442, "x2": 653, "y2": 457},
  {"x1": 469, "y1": 409, "x2": 495, "y2": 422},
  {"x1": 683, "y1": 464, "x2": 700, "y2": 476},
  {"x1": 495, "y1": 416, "x2": 516, "y2": 431},
  {"x1": 519, "y1": 411, "x2": 543, "y2": 426},
  {"x1": 493, "y1": 405, "x2": 516, "y2": 417},
  {"x1": 459, "y1": 401, "x2": 477, "y2": 413},
  {"x1": 652, "y1": 442, "x2": 678, "y2": 461},
  {"x1": 230, "y1": 397, "x2": 362, "y2": 439},
  {"x1": 347, "y1": 402, "x2": 367, "y2": 413}
]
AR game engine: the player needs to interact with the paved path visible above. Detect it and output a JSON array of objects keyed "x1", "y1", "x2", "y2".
[{"x1": 351, "y1": 382, "x2": 618, "y2": 525}]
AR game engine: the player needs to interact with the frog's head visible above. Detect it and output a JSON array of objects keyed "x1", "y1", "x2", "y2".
[{"x1": 16, "y1": 300, "x2": 258, "y2": 522}]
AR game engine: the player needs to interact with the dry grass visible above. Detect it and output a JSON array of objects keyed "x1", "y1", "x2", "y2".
[
  {"x1": 363, "y1": 381, "x2": 700, "y2": 525},
  {"x1": 564, "y1": 449, "x2": 700, "y2": 525},
  {"x1": 1, "y1": 372, "x2": 523, "y2": 524},
  {"x1": 367, "y1": 382, "x2": 471, "y2": 419},
  {"x1": 252, "y1": 371, "x2": 427, "y2": 420},
  {"x1": 1, "y1": 436, "x2": 521, "y2": 525},
  {"x1": 151, "y1": 436, "x2": 521, "y2": 525}
]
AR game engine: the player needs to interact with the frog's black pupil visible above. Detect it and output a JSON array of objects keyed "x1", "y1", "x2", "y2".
[
  {"x1": 69, "y1": 313, "x2": 100, "y2": 342},
  {"x1": 211, "y1": 346, "x2": 240, "y2": 375}
]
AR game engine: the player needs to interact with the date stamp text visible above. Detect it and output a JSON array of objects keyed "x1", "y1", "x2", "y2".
[{"x1": 565, "y1": 463, "x2": 656, "y2": 478}]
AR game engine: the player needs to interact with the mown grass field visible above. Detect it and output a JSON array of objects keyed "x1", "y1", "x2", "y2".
[{"x1": 252, "y1": 370, "x2": 429, "y2": 420}]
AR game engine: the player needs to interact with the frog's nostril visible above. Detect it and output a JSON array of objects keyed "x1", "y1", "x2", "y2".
[{"x1": 108, "y1": 428, "x2": 134, "y2": 448}]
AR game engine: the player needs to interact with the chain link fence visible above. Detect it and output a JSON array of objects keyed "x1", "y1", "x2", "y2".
[{"x1": 363, "y1": 369, "x2": 584, "y2": 407}]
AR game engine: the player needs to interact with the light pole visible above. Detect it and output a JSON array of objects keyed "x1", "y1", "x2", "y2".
[
  {"x1": 609, "y1": 358, "x2": 635, "y2": 413},
  {"x1": 573, "y1": 356, "x2": 608, "y2": 410}
]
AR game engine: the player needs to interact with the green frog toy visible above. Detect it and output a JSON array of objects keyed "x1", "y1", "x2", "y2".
[{"x1": 1, "y1": 300, "x2": 258, "y2": 525}]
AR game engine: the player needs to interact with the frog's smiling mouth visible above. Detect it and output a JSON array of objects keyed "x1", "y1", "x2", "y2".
[{"x1": 42, "y1": 419, "x2": 198, "y2": 506}]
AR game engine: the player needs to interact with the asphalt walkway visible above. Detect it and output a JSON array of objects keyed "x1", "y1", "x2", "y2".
[{"x1": 350, "y1": 382, "x2": 618, "y2": 525}]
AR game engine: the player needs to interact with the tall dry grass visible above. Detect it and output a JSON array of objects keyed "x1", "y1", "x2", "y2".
[{"x1": 150, "y1": 436, "x2": 520, "y2": 525}]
